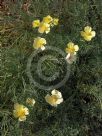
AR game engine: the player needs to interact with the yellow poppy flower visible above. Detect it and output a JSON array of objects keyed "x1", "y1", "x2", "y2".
[
  {"x1": 65, "y1": 42, "x2": 79, "y2": 55},
  {"x1": 13, "y1": 103, "x2": 29, "y2": 121},
  {"x1": 33, "y1": 37, "x2": 47, "y2": 50},
  {"x1": 38, "y1": 22, "x2": 50, "y2": 34},
  {"x1": 52, "y1": 18, "x2": 59, "y2": 26},
  {"x1": 81, "y1": 26, "x2": 96, "y2": 41},
  {"x1": 45, "y1": 89, "x2": 63, "y2": 107},
  {"x1": 43, "y1": 15, "x2": 53, "y2": 24},
  {"x1": 26, "y1": 98, "x2": 36, "y2": 106},
  {"x1": 32, "y1": 20, "x2": 40, "y2": 28}
]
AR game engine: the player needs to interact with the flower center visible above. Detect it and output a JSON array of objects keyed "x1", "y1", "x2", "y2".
[
  {"x1": 87, "y1": 32, "x2": 92, "y2": 36},
  {"x1": 18, "y1": 110, "x2": 25, "y2": 117},
  {"x1": 51, "y1": 95, "x2": 58, "y2": 103},
  {"x1": 68, "y1": 47, "x2": 75, "y2": 53}
]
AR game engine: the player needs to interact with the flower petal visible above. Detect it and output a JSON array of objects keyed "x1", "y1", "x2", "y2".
[
  {"x1": 41, "y1": 46, "x2": 45, "y2": 50},
  {"x1": 19, "y1": 116, "x2": 26, "y2": 121},
  {"x1": 45, "y1": 27, "x2": 50, "y2": 34},
  {"x1": 84, "y1": 26, "x2": 92, "y2": 33},
  {"x1": 51, "y1": 89, "x2": 62, "y2": 98},
  {"x1": 24, "y1": 107, "x2": 29, "y2": 115},
  {"x1": 91, "y1": 31, "x2": 96, "y2": 37},
  {"x1": 45, "y1": 94, "x2": 51, "y2": 103},
  {"x1": 13, "y1": 110, "x2": 18, "y2": 118},
  {"x1": 74, "y1": 45, "x2": 79, "y2": 51},
  {"x1": 56, "y1": 98, "x2": 63, "y2": 104},
  {"x1": 84, "y1": 36, "x2": 92, "y2": 41},
  {"x1": 67, "y1": 42, "x2": 74, "y2": 47},
  {"x1": 81, "y1": 31, "x2": 85, "y2": 37}
]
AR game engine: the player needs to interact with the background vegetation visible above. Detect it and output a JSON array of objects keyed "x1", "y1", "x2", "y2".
[{"x1": 0, "y1": 0, "x2": 102, "y2": 135}]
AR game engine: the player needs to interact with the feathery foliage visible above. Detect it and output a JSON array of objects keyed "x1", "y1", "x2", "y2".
[{"x1": 0, "y1": 0, "x2": 102, "y2": 136}]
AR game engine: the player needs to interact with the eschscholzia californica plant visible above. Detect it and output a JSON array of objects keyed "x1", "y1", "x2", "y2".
[
  {"x1": 13, "y1": 103, "x2": 29, "y2": 121},
  {"x1": 33, "y1": 37, "x2": 47, "y2": 50},
  {"x1": 51, "y1": 18, "x2": 59, "y2": 26},
  {"x1": 43, "y1": 15, "x2": 53, "y2": 24},
  {"x1": 65, "y1": 42, "x2": 79, "y2": 55},
  {"x1": 65, "y1": 42, "x2": 79, "y2": 64},
  {"x1": 32, "y1": 15, "x2": 59, "y2": 34},
  {"x1": 32, "y1": 20, "x2": 40, "y2": 28},
  {"x1": 26, "y1": 98, "x2": 36, "y2": 106},
  {"x1": 45, "y1": 89, "x2": 63, "y2": 107},
  {"x1": 38, "y1": 22, "x2": 50, "y2": 34},
  {"x1": 81, "y1": 26, "x2": 96, "y2": 41}
]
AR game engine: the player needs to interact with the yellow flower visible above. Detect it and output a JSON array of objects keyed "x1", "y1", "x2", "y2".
[
  {"x1": 38, "y1": 22, "x2": 50, "y2": 34},
  {"x1": 13, "y1": 103, "x2": 29, "y2": 121},
  {"x1": 43, "y1": 15, "x2": 53, "y2": 24},
  {"x1": 32, "y1": 20, "x2": 40, "y2": 28},
  {"x1": 65, "y1": 42, "x2": 79, "y2": 55},
  {"x1": 33, "y1": 37, "x2": 47, "y2": 50},
  {"x1": 26, "y1": 98, "x2": 36, "y2": 106},
  {"x1": 45, "y1": 89, "x2": 63, "y2": 107},
  {"x1": 52, "y1": 18, "x2": 59, "y2": 26},
  {"x1": 81, "y1": 26, "x2": 96, "y2": 41}
]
